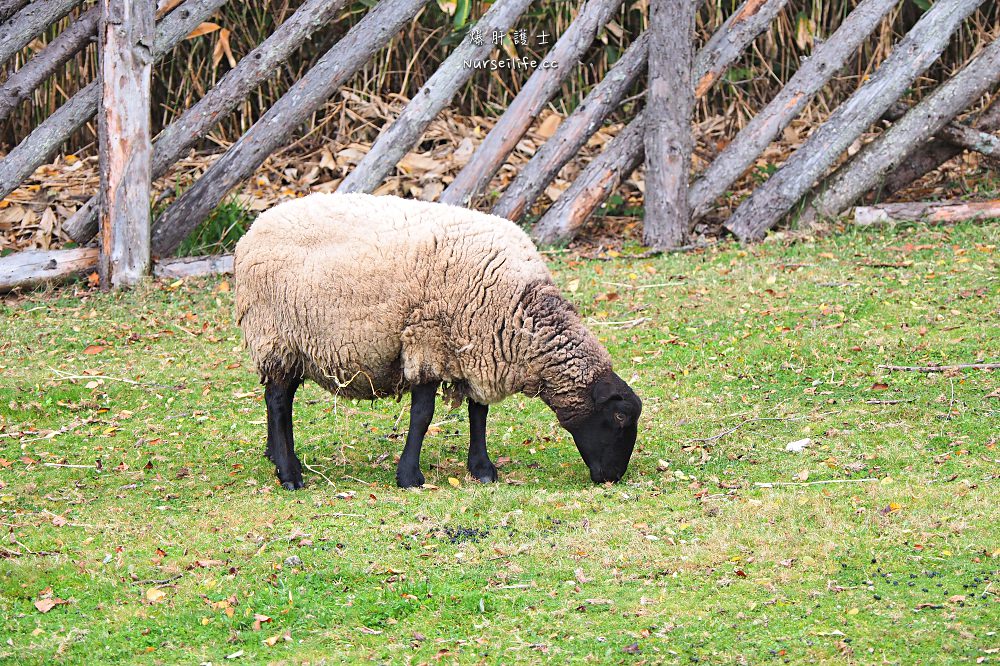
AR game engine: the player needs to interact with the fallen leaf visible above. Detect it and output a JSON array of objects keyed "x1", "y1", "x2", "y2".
[
  {"x1": 34, "y1": 598, "x2": 67, "y2": 613},
  {"x1": 145, "y1": 587, "x2": 167, "y2": 603},
  {"x1": 83, "y1": 344, "x2": 105, "y2": 355},
  {"x1": 871, "y1": 382, "x2": 889, "y2": 391},
  {"x1": 794, "y1": 469, "x2": 809, "y2": 482}
]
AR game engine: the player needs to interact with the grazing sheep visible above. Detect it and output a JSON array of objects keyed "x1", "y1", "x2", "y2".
[{"x1": 234, "y1": 193, "x2": 642, "y2": 489}]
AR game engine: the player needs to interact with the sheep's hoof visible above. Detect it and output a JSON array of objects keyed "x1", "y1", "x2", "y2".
[
  {"x1": 396, "y1": 468, "x2": 425, "y2": 489},
  {"x1": 281, "y1": 478, "x2": 305, "y2": 491},
  {"x1": 469, "y1": 461, "x2": 498, "y2": 484}
]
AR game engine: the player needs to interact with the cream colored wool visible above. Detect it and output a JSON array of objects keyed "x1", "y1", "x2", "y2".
[{"x1": 234, "y1": 193, "x2": 612, "y2": 421}]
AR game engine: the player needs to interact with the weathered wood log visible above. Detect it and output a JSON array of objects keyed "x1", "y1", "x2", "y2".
[
  {"x1": 0, "y1": 0, "x2": 228, "y2": 203},
  {"x1": 64, "y1": 0, "x2": 349, "y2": 244},
  {"x1": 881, "y1": 97, "x2": 1000, "y2": 196},
  {"x1": 150, "y1": 0, "x2": 429, "y2": 255},
  {"x1": 854, "y1": 200, "x2": 1000, "y2": 226},
  {"x1": 532, "y1": 111, "x2": 645, "y2": 245},
  {"x1": 724, "y1": 0, "x2": 985, "y2": 243},
  {"x1": 97, "y1": 0, "x2": 153, "y2": 289},
  {"x1": 878, "y1": 362, "x2": 1000, "y2": 372},
  {"x1": 0, "y1": 0, "x2": 80, "y2": 69},
  {"x1": 693, "y1": 0, "x2": 789, "y2": 98},
  {"x1": 0, "y1": 247, "x2": 97, "y2": 292},
  {"x1": 438, "y1": 0, "x2": 625, "y2": 207},
  {"x1": 340, "y1": 0, "x2": 534, "y2": 195},
  {"x1": 688, "y1": 0, "x2": 897, "y2": 219},
  {"x1": 808, "y1": 37, "x2": 1000, "y2": 222},
  {"x1": 153, "y1": 253, "x2": 233, "y2": 279},
  {"x1": 0, "y1": 0, "x2": 29, "y2": 25},
  {"x1": 883, "y1": 101, "x2": 1000, "y2": 159},
  {"x1": 492, "y1": 33, "x2": 647, "y2": 221},
  {"x1": 0, "y1": 6, "x2": 98, "y2": 125},
  {"x1": 642, "y1": 0, "x2": 695, "y2": 249},
  {"x1": 531, "y1": 0, "x2": 786, "y2": 245}
]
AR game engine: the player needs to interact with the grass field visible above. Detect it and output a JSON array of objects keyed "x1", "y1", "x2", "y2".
[{"x1": 1, "y1": 222, "x2": 998, "y2": 664}]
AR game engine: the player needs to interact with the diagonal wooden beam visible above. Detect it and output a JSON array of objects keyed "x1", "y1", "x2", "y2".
[
  {"x1": 531, "y1": 0, "x2": 788, "y2": 245},
  {"x1": 339, "y1": 0, "x2": 535, "y2": 195},
  {"x1": 688, "y1": 0, "x2": 897, "y2": 220},
  {"x1": 150, "y1": 0, "x2": 431, "y2": 256},
  {"x1": 0, "y1": 0, "x2": 81, "y2": 69},
  {"x1": 64, "y1": 0, "x2": 352, "y2": 244},
  {"x1": 0, "y1": 0, "x2": 229, "y2": 202},
  {"x1": 724, "y1": 0, "x2": 985, "y2": 242},
  {"x1": 438, "y1": 0, "x2": 625, "y2": 207}
]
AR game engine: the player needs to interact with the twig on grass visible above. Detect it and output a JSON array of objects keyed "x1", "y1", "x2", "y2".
[
  {"x1": 303, "y1": 460, "x2": 336, "y2": 486},
  {"x1": 587, "y1": 316, "x2": 651, "y2": 329},
  {"x1": 688, "y1": 412, "x2": 837, "y2": 444},
  {"x1": 43, "y1": 462, "x2": 98, "y2": 469},
  {"x1": 878, "y1": 362, "x2": 1000, "y2": 372},
  {"x1": 132, "y1": 573, "x2": 183, "y2": 586},
  {"x1": 755, "y1": 478, "x2": 878, "y2": 488},
  {"x1": 865, "y1": 398, "x2": 916, "y2": 405}
]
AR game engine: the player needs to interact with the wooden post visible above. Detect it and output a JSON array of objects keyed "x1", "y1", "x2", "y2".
[
  {"x1": 150, "y1": 0, "x2": 430, "y2": 256},
  {"x1": 0, "y1": 0, "x2": 228, "y2": 203},
  {"x1": 0, "y1": 0, "x2": 80, "y2": 69},
  {"x1": 438, "y1": 0, "x2": 625, "y2": 207},
  {"x1": 97, "y1": 0, "x2": 153, "y2": 289},
  {"x1": 0, "y1": 6, "x2": 99, "y2": 125},
  {"x1": 65, "y1": 0, "x2": 350, "y2": 244},
  {"x1": 493, "y1": 32, "x2": 647, "y2": 222},
  {"x1": 688, "y1": 0, "x2": 896, "y2": 219},
  {"x1": 340, "y1": 0, "x2": 534, "y2": 195},
  {"x1": 531, "y1": 0, "x2": 786, "y2": 245},
  {"x1": 642, "y1": 0, "x2": 695, "y2": 249},
  {"x1": 724, "y1": 0, "x2": 985, "y2": 243}
]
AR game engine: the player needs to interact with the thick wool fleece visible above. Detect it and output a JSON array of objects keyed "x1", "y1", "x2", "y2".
[{"x1": 234, "y1": 193, "x2": 612, "y2": 421}]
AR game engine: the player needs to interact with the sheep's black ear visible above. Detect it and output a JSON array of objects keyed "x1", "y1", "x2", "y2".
[{"x1": 592, "y1": 374, "x2": 624, "y2": 407}]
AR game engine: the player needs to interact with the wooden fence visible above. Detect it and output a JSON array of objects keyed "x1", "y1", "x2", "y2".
[{"x1": 0, "y1": 0, "x2": 998, "y2": 291}]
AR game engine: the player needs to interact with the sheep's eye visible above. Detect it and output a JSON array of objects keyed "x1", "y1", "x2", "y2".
[{"x1": 613, "y1": 411, "x2": 627, "y2": 424}]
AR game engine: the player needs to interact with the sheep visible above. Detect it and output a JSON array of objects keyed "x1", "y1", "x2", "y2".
[{"x1": 234, "y1": 193, "x2": 642, "y2": 489}]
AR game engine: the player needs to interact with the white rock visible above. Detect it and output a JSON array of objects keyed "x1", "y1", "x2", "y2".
[{"x1": 785, "y1": 438, "x2": 812, "y2": 453}]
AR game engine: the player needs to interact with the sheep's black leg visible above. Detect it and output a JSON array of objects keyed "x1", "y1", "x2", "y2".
[
  {"x1": 467, "y1": 399, "x2": 498, "y2": 483},
  {"x1": 396, "y1": 381, "x2": 439, "y2": 488},
  {"x1": 265, "y1": 376, "x2": 303, "y2": 490}
]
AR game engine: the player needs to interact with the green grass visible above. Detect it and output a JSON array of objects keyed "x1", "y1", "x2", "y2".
[
  {"x1": 1, "y1": 223, "x2": 998, "y2": 664},
  {"x1": 175, "y1": 198, "x2": 255, "y2": 258}
]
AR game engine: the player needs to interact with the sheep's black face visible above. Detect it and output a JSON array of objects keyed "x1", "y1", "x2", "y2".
[{"x1": 563, "y1": 371, "x2": 642, "y2": 483}]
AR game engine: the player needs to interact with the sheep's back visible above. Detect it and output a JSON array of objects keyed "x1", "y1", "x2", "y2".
[{"x1": 234, "y1": 193, "x2": 553, "y2": 402}]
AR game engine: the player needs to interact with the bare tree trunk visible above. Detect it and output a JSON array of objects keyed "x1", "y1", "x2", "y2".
[
  {"x1": 438, "y1": 0, "x2": 624, "y2": 207},
  {"x1": 532, "y1": 115, "x2": 645, "y2": 245},
  {"x1": 531, "y1": 0, "x2": 786, "y2": 245},
  {"x1": 643, "y1": 0, "x2": 695, "y2": 249},
  {"x1": 154, "y1": 254, "x2": 233, "y2": 278},
  {"x1": 881, "y1": 97, "x2": 1000, "y2": 195},
  {"x1": 97, "y1": 0, "x2": 153, "y2": 289},
  {"x1": 0, "y1": 0, "x2": 29, "y2": 25},
  {"x1": 854, "y1": 200, "x2": 1000, "y2": 226},
  {"x1": 0, "y1": 0, "x2": 80, "y2": 69},
  {"x1": 492, "y1": 34, "x2": 647, "y2": 221},
  {"x1": 0, "y1": 0, "x2": 228, "y2": 202},
  {"x1": 808, "y1": 37, "x2": 1000, "y2": 221},
  {"x1": 150, "y1": 0, "x2": 429, "y2": 256},
  {"x1": 724, "y1": 0, "x2": 984, "y2": 243},
  {"x1": 0, "y1": 247, "x2": 97, "y2": 292},
  {"x1": 64, "y1": 0, "x2": 349, "y2": 244},
  {"x1": 0, "y1": 6, "x2": 98, "y2": 124},
  {"x1": 689, "y1": 0, "x2": 896, "y2": 219},
  {"x1": 339, "y1": 0, "x2": 533, "y2": 195}
]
